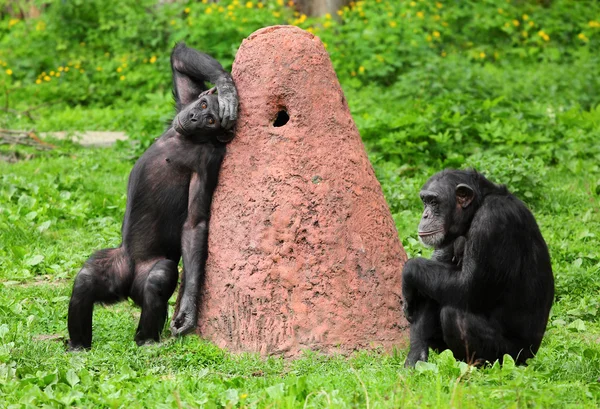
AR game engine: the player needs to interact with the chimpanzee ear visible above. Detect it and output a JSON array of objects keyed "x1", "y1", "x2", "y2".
[
  {"x1": 456, "y1": 183, "x2": 474, "y2": 208},
  {"x1": 216, "y1": 130, "x2": 235, "y2": 143}
]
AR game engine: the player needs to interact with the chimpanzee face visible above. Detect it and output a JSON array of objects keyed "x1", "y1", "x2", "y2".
[
  {"x1": 417, "y1": 178, "x2": 475, "y2": 249},
  {"x1": 173, "y1": 94, "x2": 221, "y2": 137}
]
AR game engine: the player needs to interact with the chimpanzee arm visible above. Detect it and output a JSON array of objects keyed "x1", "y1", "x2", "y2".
[
  {"x1": 402, "y1": 257, "x2": 469, "y2": 309},
  {"x1": 170, "y1": 150, "x2": 225, "y2": 336},
  {"x1": 171, "y1": 43, "x2": 238, "y2": 129}
]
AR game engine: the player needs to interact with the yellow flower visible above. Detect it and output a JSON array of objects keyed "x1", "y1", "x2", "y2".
[
  {"x1": 58, "y1": 66, "x2": 64, "y2": 72},
  {"x1": 170, "y1": 19, "x2": 176, "y2": 25},
  {"x1": 522, "y1": 30, "x2": 528, "y2": 38},
  {"x1": 441, "y1": 21, "x2": 448, "y2": 27},
  {"x1": 79, "y1": 69, "x2": 85, "y2": 73},
  {"x1": 436, "y1": 2, "x2": 443, "y2": 8},
  {"x1": 35, "y1": 79, "x2": 42, "y2": 84},
  {"x1": 433, "y1": 15, "x2": 440, "y2": 21},
  {"x1": 497, "y1": 8, "x2": 503, "y2": 14},
  {"x1": 120, "y1": 75, "x2": 125, "y2": 81},
  {"x1": 351, "y1": 71, "x2": 356, "y2": 76},
  {"x1": 273, "y1": 11, "x2": 280, "y2": 17},
  {"x1": 426, "y1": 34, "x2": 432, "y2": 42},
  {"x1": 44, "y1": 75, "x2": 50, "y2": 81},
  {"x1": 578, "y1": 33, "x2": 589, "y2": 42},
  {"x1": 323, "y1": 20, "x2": 331, "y2": 28},
  {"x1": 337, "y1": 9, "x2": 343, "y2": 16},
  {"x1": 522, "y1": 14, "x2": 529, "y2": 21},
  {"x1": 441, "y1": 51, "x2": 447, "y2": 57},
  {"x1": 376, "y1": 54, "x2": 384, "y2": 62},
  {"x1": 56, "y1": 72, "x2": 60, "y2": 77},
  {"x1": 323, "y1": 42, "x2": 327, "y2": 48},
  {"x1": 96, "y1": 66, "x2": 103, "y2": 71},
  {"x1": 184, "y1": 7, "x2": 190, "y2": 13},
  {"x1": 389, "y1": 21, "x2": 397, "y2": 28},
  {"x1": 74, "y1": 63, "x2": 81, "y2": 69},
  {"x1": 228, "y1": 4, "x2": 234, "y2": 10},
  {"x1": 50, "y1": 71, "x2": 55, "y2": 76},
  {"x1": 416, "y1": 11, "x2": 424, "y2": 18},
  {"x1": 433, "y1": 30, "x2": 440, "y2": 38},
  {"x1": 512, "y1": 19, "x2": 520, "y2": 27},
  {"x1": 122, "y1": 63, "x2": 128, "y2": 68},
  {"x1": 277, "y1": 0, "x2": 283, "y2": 5},
  {"x1": 64, "y1": 67, "x2": 69, "y2": 72},
  {"x1": 205, "y1": 7, "x2": 212, "y2": 14},
  {"x1": 36, "y1": 21, "x2": 46, "y2": 31},
  {"x1": 240, "y1": 394, "x2": 248, "y2": 399},
  {"x1": 538, "y1": 30, "x2": 549, "y2": 41},
  {"x1": 529, "y1": 21, "x2": 534, "y2": 27},
  {"x1": 409, "y1": 1, "x2": 416, "y2": 6},
  {"x1": 218, "y1": 6, "x2": 225, "y2": 12},
  {"x1": 589, "y1": 21, "x2": 600, "y2": 28},
  {"x1": 288, "y1": 0, "x2": 294, "y2": 6},
  {"x1": 479, "y1": 52, "x2": 486, "y2": 59},
  {"x1": 246, "y1": 1, "x2": 253, "y2": 8},
  {"x1": 8, "y1": 19, "x2": 19, "y2": 28},
  {"x1": 257, "y1": 2, "x2": 263, "y2": 8},
  {"x1": 358, "y1": 66, "x2": 365, "y2": 74},
  {"x1": 5, "y1": 68, "x2": 12, "y2": 75},
  {"x1": 117, "y1": 67, "x2": 122, "y2": 72},
  {"x1": 504, "y1": 22, "x2": 510, "y2": 28},
  {"x1": 150, "y1": 55, "x2": 157, "y2": 64}
]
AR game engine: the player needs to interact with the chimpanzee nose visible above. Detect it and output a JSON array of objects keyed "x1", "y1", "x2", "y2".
[{"x1": 189, "y1": 111, "x2": 198, "y2": 122}]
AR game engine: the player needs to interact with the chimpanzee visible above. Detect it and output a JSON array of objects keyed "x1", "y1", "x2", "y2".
[
  {"x1": 67, "y1": 43, "x2": 238, "y2": 349},
  {"x1": 402, "y1": 169, "x2": 554, "y2": 367}
]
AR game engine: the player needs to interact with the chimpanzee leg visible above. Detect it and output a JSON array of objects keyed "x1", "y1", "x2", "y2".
[
  {"x1": 131, "y1": 259, "x2": 178, "y2": 345},
  {"x1": 67, "y1": 248, "x2": 132, "y2": 350},
  {"x1": 405, "y1": 298, "x2": 447, "y2": 367},
  {"x1": 440, "y1": 307, "x2": 527, "y2": 364}
]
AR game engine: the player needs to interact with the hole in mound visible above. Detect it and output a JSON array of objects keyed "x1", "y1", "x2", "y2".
[{"x1": 273, "y1": 110, "x2": 289, "y2": 127}]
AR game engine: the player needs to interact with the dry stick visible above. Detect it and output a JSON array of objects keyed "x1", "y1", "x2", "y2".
[{"x1": 0, "y1": 129, "x2": 56, "y2": 150}]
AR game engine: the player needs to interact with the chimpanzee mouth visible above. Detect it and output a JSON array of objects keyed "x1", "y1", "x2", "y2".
[{"x1": 418, "y1": 229, "x2": 444, "y2": 237}]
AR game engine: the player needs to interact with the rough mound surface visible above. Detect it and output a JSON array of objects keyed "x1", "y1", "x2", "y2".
[{"x1": 199, "y1": 26, "x2": 408, "y2": 356}]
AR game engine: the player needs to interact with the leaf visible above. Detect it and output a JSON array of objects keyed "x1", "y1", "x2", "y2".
[
  {"x1": 265, "y1": 383, "x2": 285, "y2": 399},
  {"x1": 65, "y1": 369, "x2": 80, "y2": 387},
  {"x1": 415, "y1": 361, "x2": 438, "y2": 374},
  {"x1": 25, "y1": 255, "x2": 44, "y2": 266},
  {"x1": 567, "y1": 319, "x2": 586, "y2": 332}
]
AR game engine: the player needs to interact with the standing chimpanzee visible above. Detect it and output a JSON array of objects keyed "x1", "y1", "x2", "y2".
[
  {"x1": 402, "y1": 169, "x2": 554, "y2": 367},
  {"x1": 67, "y1": 43, "x2": 238, "y2": 349}
]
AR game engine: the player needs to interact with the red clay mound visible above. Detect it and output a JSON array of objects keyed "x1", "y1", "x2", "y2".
[{"x1": 199, "y1": 26, "x2": 408, "y2": 357}]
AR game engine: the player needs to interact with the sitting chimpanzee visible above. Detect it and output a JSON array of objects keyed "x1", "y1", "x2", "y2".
[
  {"x1": 67, "y1": 43, "x2": 238, "y2": 349},
  {"x1": 402, "y1": 169, "x2": 554, "y2": 367}
]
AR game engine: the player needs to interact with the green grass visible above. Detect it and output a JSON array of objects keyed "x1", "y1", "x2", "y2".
[
  {"x1": 1, "y1": 142, "x2": 600, "y2": 408},
  {"x1": 1, "y1": 0, "x2": 600, "y2": 406}
]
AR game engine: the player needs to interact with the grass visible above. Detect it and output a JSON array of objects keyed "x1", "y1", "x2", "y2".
[
  {"x1": 1, "y1": 0, "x2": 600, "y2": 404},
  {"x1": 1, "y1": 141, "x2": 599, "y2": 408}
]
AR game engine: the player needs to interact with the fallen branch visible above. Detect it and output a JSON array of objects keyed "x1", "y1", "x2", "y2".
[{"x1": 0, "y1": 129, "x2": 56, "y2": 150}]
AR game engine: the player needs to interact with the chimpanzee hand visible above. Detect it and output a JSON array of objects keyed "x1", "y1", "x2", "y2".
[
  {"x1": 452, "y1": 236, "x2": 466, "y2": 267},
  {"x1": 170, "y1": 302, "x2": 198, "y2": 336},
  {"x1": 215, "y1": 78, "x2": 238, "y2": 130},
  {"x1": 402, "y1": 260, "x2": 417, "y2": 323}
]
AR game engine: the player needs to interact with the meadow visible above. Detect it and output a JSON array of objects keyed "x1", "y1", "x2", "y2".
[{"x1": 1, "y1": 0, "x2": 600, "y2": 407}]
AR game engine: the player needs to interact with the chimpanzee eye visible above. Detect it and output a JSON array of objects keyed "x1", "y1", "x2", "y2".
[
  {"x1": 208, "y1": 116, "x2": 215, "y2": 125},
  {"x1": 201, "y1": 102, "x2": 207, "y2": 109}
]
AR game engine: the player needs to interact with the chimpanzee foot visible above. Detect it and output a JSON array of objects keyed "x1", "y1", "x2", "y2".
[
  {"x1": 404, "y1": 347, "x2": 429, "y2": 368},
  {"x1": 66, "y1": 339, "x2": 90, "y2": 352}
]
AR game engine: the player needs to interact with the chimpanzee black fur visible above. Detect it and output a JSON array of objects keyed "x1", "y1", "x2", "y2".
[
  {"x1": 67, "y1": 43, "x2": 238, "y2": 349},
  {"x1": 402, "y1": 169, "x2": 554, "y2": 367}
]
